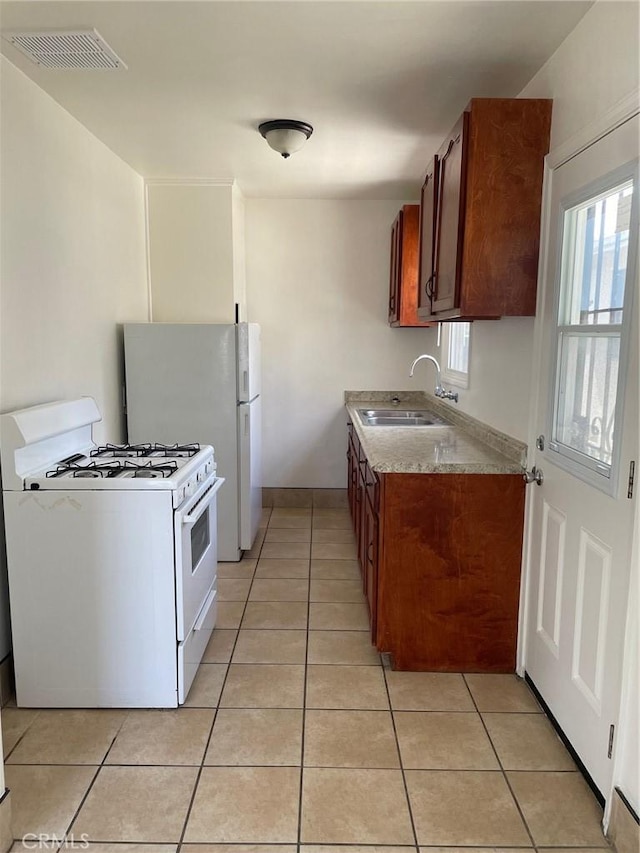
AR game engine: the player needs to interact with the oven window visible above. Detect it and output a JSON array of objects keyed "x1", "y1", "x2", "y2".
[{"x1": 190, "y1": 507, "x2": 210, "y2": 572}]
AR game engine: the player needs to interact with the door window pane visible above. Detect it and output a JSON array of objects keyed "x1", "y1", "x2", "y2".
[
  {"x1": 556, "y1": 333, "x2": 620, "y2": 467},
  {"x1": 562, "y1": 183, "x2": 632, "y2": 326},
  {"x1": 552, "y1": 178, "x2": 633, "y2": 482}
]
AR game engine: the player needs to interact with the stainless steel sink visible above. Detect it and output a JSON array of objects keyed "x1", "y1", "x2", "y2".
[{"x1": 357, "y1": 408, "x2": 451, "y2": 427}]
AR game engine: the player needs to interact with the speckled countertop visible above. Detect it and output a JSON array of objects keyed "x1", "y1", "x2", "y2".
[{"x1": 345, "y1": 391, "x2": 527, "y2": 475}]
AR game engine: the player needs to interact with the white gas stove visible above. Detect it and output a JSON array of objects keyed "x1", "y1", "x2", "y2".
[
  {"x1": 0, "y1": 397, "x2": 224, "y2": 708},
  {"x1": 26, "y1": 442, "x2": 216, "y2": 507}
]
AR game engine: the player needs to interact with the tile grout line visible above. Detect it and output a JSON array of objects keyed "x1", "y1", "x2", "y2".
[
  {"x1": 0, "y1": 759, "x2": 588, "y2": 771},
  {"x1": 177, "y1": 528, "x2": 263, "y2": 849},
  {"x1": 296, "y1": 505, "x2": 313, "y2": 852},
  {"x1": 61, "y1": 710, "x2": 133, "y2": 844},
  {"x1": 461, "y1": 673, "x2": 538, "y2": 849},
  {"x1": 206, "y1": 507, "x2": 311, "y2": 846},
  {"x1": 2, "y1": 710, "x2": 41, "y2": 764},
  {"x1": 381, "y1": 665, "x2": 421, "y2": 851}
]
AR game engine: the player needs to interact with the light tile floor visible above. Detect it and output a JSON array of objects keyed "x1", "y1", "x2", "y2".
[{"x1": 4, "y1": 505, "x2": 610, "y2": 851}]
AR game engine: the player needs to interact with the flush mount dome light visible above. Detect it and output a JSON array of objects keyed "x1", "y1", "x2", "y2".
[{"x1": 258, "y1": 119, "x2": 313, "y2": 159}]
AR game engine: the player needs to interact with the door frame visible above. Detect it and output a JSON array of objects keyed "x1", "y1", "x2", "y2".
[{"x1": 516, "y1": 88, "x2": 640, "y2": 827}]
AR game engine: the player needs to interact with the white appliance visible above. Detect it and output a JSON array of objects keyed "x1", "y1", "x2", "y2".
[
  {"x1": 0, "y1": 397, "x2": 224, "y2": 708},
  {"x1": 124, "y1": 322, "x2": 262, "y2": 561}
]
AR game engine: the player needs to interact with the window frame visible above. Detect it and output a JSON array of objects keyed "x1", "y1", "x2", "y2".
[
  {"x1": 546, "y1": 159, "x2": 638, "y2": 497},
  {"x1": 441, "y1": 321, "x2": 471, "y2": 389}
]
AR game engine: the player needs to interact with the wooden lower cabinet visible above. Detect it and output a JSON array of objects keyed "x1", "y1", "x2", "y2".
[
  {"x1": 348, "y1": 424, "x2": 525, "y2": 671},
  {"x1": 347, "y1": 423, "x2": 358, "y2": 521},
  {"x1": 359, "y1": 459, "x2": 380, "y2": 639},
  {"x1": 357, "y1": 456, "x2": 368, "y2": 574}
]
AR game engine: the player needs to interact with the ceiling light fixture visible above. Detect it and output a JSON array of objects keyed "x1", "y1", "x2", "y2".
[{"x1": 258, "y1": 119, "x2": 313, "y2": 159}]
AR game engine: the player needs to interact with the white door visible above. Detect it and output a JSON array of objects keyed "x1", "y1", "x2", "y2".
[{"x1": 524, "y1": 114, "x2": 638, "y2": 796}]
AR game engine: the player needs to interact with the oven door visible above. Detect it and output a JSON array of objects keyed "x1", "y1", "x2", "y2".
[{"x1": 174, "y1": 476, "x2": 225, "y2": 641}]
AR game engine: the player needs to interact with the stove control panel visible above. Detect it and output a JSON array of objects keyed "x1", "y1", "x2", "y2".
[{"x1": 172, "y1": 452, "x2": 215, "y2": 508}]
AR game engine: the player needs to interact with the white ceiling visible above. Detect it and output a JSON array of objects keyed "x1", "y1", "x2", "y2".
[{"x1": 0, "y1": 1, "x2": 593, "y2": 199}]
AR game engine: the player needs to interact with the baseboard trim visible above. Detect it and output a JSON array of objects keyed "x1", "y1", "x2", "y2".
[
  {"x1": 524, "y1": 672, "x2": 604, "y2": 807},
  {"x1": 615, "y1": 787, "x2": 639, "y2": 824},
  {"x1": 608, "y1": 787, "x2": 640, "y2": 853},
  {"x1": 262, "y1": 487, "x2": 347, "y2": 509}
]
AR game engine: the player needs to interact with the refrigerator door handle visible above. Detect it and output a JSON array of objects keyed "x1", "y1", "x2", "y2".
[{"x1": 243, "y1": 370, "x2": 249, "y2": 397}]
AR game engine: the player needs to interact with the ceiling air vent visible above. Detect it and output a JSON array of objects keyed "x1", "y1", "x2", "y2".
[{"x1": 4, "y1": 29, "x2": 127, "y2": 70}]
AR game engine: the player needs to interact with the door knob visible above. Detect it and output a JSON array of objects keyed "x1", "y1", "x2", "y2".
[{"x1": 522, "y1": 465, "x2": 544, "y2": 486}]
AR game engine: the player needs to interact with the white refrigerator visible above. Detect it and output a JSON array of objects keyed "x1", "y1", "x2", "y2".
[{"x1": 124, "y1": 322, "x2": 262, "y2": 561}]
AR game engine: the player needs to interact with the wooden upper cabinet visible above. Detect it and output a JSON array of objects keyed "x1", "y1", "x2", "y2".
[
  {"x1": 388, "y1": 205, "x2": 431, "y2": 327},
  {"x1": 417, "y1": 157, "x2": 439, "y2": 318},
  {"x1": 418, "y1": 98, "x2": 552, "y2": 321}
]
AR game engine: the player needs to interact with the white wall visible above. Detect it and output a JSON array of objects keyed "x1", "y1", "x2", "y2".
[
  {"x1": 447, "y1": 319, "x2": 535, "y2": 441},
  {"x1": 147, "y1": 183, "x2": 244, "y2": 323},
  {"x1": 519, "y1": 0, "x2": 639, "y2": 150},
  {"x1": 0, "y1": 58, "x2": 149, "y2": 659},
  {"x1": 0, "y1": 58, "x2": 148, "y2": 439},
  {"x1": 244, "y1": 203, "x2": 538, "y2": 494},
  {"x1": 245, "y1": 199, "x2": 436, "y2": 487},
  {"x1": 232, "y1": 184, "x2": 247, "y2": 323}
]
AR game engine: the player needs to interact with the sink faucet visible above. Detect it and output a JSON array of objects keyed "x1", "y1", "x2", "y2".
[{"x1": 409, "y1": 354, "x2": 459, "y2": 403}]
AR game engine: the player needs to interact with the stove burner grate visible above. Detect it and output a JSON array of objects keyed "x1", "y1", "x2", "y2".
[
  {"x1": 128, "y1": 461, "x2": 179, "y2": 478},
  {"x1": 47, "y1": 461, "x2": 122, "y2": 478},
  {"x1": 90, "y1": 443, "x2": 151, "y2": 458},
  {"x1": 150, "y1": 443, "x2": 200, "y2": 458},
  {"x1": 46, "y1": 459, "x2": 180, "y2": 479},
  {"x1": 90, "y1": 442, "x2": 200, "y2": 459}
]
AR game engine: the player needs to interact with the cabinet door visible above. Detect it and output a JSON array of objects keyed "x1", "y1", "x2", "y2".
[
  {"x1": 364, "y1": 494, "x2": 379, "y2": 641},
  {"x1": 418, "y1": 157, "x2": 439, "y2": 318},
  {"x1": 347, "y1": 425, "x2": 357, "y2": 522},
  {"x1": 432, "y1": 112, "x2": 469, "y2": 314},
  {"x1": 357, "y1": 457, "x2": 367, "y2": 585},
  {"x1": 388, "y1": 213, "x2": 401, "y2": 325}
]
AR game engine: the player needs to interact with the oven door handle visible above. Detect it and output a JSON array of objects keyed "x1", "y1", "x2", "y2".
[{"x1": 181, "y1": 477, "x2": 225, "y2": 526}]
